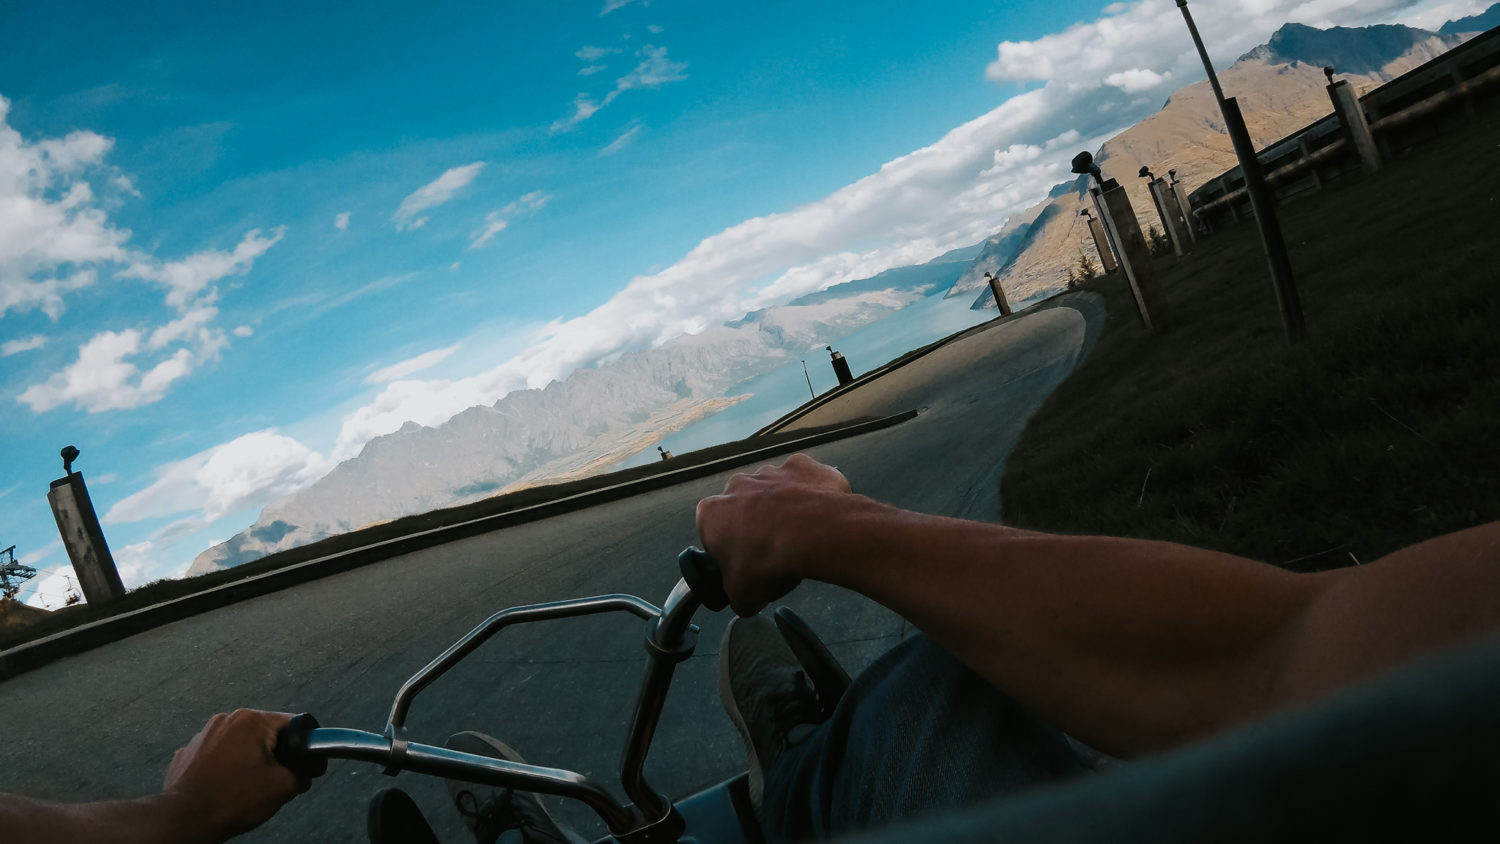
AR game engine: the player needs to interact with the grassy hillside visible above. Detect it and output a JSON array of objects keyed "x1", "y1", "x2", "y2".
[{"x1": 1000, "y1": 105, "x2": 1500, "y2": 568}]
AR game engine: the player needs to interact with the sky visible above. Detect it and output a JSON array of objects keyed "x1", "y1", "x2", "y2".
[{"x1": 0, "y1": 0, "x2": 1484, "y2": 608}]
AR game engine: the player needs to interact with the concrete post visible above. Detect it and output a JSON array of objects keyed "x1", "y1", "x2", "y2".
[
  {"x1": 1090, "y1": 188, "x2": 1125, "y2": 273},
  {"x1": 827, "y1": 347, "x2": 854, "y2": 385},
  {"x1": 1096, "y1": 178, "x2": 1168, "y2": 331},
  {"x1": 1167, "y1": 174, "x2": 1198, "y2": 243},
  {"x1": 47, "y1": 472, "x2": 125, "y2": 605},
  {"x1": 1327, "y1": 80, "x2": 1380, "y2": 174},
  {"x1": 1083, "y1": 213, "x2": 1118, "y2": 273},
  {"x1": 1149, "y1": 178, "x2": 1190, "y2": 256},
  {"x1": 984, "y1": 272, "x2": 1013, "y2": 315}
]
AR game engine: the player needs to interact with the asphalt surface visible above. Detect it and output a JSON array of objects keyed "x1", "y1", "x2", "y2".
[{"x1": 0, "y1": 293, "x2": 1102, "y2": 843}]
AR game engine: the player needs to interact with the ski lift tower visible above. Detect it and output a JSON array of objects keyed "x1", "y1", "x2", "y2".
[{"x1": 1, "y1": 545, "x2": 37, "y2": 602}]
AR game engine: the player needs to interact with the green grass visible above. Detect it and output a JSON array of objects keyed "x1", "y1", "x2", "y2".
[{"x1": 1000, "y1": 108, "x2": 1500, "y2": 570}]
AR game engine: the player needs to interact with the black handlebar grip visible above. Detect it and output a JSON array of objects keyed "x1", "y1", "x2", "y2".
[
  {"x1": 273, "y1": 713, "x2": 328, "y2": 779},
  {"x1": 678, "y1": 547, "x2": 730, "y2": 612}
]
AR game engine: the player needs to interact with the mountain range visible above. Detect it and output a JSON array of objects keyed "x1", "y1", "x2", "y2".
[
  {"x1": 190, "y1": 10, "x2": 1493, "y2": 575},
  {"x1": 188, "y1": 255, "x2": 969, "y2": 573}
]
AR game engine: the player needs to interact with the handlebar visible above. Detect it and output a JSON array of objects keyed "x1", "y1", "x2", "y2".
[
  {"x1": 272, "y1": 545, "x2": 733, "y2": 838},
  {"x1": 273, "y1": 712, "x2": 328, "y2": 779},
  {"x1": 677, "y1": 546, "x2": 729, "y2": 612}
]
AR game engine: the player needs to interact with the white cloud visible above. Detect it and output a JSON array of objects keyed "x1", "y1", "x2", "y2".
[
  {"x1": 122, "y1": 227, "x2": 285, "y2": 312},
  {"x1": 1396, "y1": 0, "x2": 1489, "y2": 28},
  {"x1": 470, "y1": 191, "x2": 551, "y2": 249},
  {"x1": 334, "y1": 211, "x2": 350, "y2": 230},
  {"x1": 470, "y1": 217, "x2": 508, "y2": 247},
  {"x1": 151, "y1": 517, "x2": 209, "y2": 547},
  {"x1": 147, "y1": 303, "x2": 220, "y2": 350},
  {"x1": 0, "y1": 96, "x2": 130, "y2": 319},
  {"x1": 105, "y1": 429, "x2": 331, "y2": 525},
  {"x1": 1104, "y1": 68, "x2": 1170, "y2": 93},
  {"x1": 579, "y1": 65, "x2": 608, "y2": 76},
  {"x1": 325, "y1": 0, "x2": 1438, "y2": 458},
  {"x1": 233, "y1": 324, "x2": 253, "y2": 337},
  {"x1": 1, "y1": 334, "x2": 47, "y2": 355},
  {"x1": 553, "y1": 94, "x2": 605, "y2": 132},
  {"x1": 601, "y1": 0, "x2": 643, "y2": 14},
  {"x1": 576, "y1": 45, "x2": 620, "y2": 61},
  {"x1": 986, "y1": 0, "x2": 1415, "y2": 87},
  {"x1": 18, "y1": 540, "x2": 60, "y2": 568},
  {"x1": 601, "y1": 123, "x2": 643, "y2": 155},
  {"x1": 392, "y1": 162, "x2": 485, "y2": 231},
  {"x1": 364, "y1": 344, "x2": 460, "y2": 385},
  {"x1": 616, "y1": 44, "x2": 688, "y2": 91},
  {"x1": 553, "y1": 45, "x2": 687, "y2": 131},
  {"x1": 22, "y1": 566, "x2": 82, "y2": 609},
  {"x1": 113, "y1": 541, "x2": 156, "y2": 588},
  {"x1": 18, "y1": 329, "x2": 200, "y2": 413}
]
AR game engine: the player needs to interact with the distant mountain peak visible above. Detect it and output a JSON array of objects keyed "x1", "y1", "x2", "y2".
[
  {"x1": 1238, "y1": 21, "x2": 1456, "y2": 74},
  {"x1": 1439, "y1": 2, "x2": 1500, "y2": 35}
]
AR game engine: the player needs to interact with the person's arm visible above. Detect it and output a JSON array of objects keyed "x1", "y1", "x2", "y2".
[
  {"x1": 695, "y1": 454, "x2": 1500, "y2": 758},
  {"x1": 0, "y1": 709, "x2": 308, "y2": 844}
]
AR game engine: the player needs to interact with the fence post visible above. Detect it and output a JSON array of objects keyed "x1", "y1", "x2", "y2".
[
  {"x1": 1328, "y1": 79, "x2": 1381, "y2": 174},
  {"x1": 1096, "y1": 178, "x2": 1169, "y2": 331}
]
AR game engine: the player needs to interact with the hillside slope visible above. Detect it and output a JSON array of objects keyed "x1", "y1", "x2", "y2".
[{"x1": 950, "y1": 21, "x2": 1467, "y2": 308}]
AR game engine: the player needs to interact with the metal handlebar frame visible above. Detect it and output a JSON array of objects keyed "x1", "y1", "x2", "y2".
[{"x1": 297, "y1": 578, "x2": 706, "y2": 841}]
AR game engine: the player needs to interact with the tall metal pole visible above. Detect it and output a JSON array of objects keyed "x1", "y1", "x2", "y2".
[
  {"x1": 1175, "y1": 0, "x2": 1305, "y2": 344},
  {"x1": 801, "y1": 360, "x2": 815, "y2": 398}
]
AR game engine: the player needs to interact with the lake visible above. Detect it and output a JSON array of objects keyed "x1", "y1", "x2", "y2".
[{"x1": 619, "y1": 288, "x2": 1050, "y2": 468}]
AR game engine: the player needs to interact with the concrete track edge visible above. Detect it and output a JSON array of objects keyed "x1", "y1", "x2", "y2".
[
  {"x1": 0, "y1": 409, "x2": 917, "y2": 682},
  {"x1": 756, "y1": 290, "x2": 1106, "y2": 436}
]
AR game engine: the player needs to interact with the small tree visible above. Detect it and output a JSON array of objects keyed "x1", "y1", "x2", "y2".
[
  {"x1": 1077, "y1": 250, "x2": 1100, "y2": 281},
  {"x1": 1146, "y1": 224, "x2": 1172, "y2": 257},
  {"x1": 1068, "y1": 250, "x2": 1101, "y2": 290}
]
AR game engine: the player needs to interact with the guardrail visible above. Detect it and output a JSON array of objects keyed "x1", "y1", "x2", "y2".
[{"x1": 1189, "y1": 25, "x2": 1500, "y2": 230}]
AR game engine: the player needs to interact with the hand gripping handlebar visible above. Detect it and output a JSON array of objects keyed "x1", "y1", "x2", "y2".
[
  {"x1": 270, "y1": 546, "x2": 732, "y2": 838},
  {"x1": 677, "y1": 546, "x2": 729, "y2": 612},
  {"x1": 273, "y1": 712, "x2": 328, "y2": 779}
]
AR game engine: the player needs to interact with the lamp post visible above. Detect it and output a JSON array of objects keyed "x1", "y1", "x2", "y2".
[{"x1": 1175, "y1": 0, "x2": 1304, "y2": 343}]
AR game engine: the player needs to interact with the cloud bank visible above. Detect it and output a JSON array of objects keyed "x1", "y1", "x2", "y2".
[
  {"x1": 333, "y1": 0, "x2": 1441, "y2": 461},
  {"x1": 553, "y1": 45, "x2": 687, "y2": 131},
  {"x1": 392, "y1": 162, "x2": 485, "y2": 230}
]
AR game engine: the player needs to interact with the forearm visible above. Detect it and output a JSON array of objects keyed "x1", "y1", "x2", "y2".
[
  {"x1": 0, "y1": 792, "x2": 220, "y2": 844},
  {"x1": 699, "y1": 456, "x2": 1500, "y2": 759},
  {"x1": 789, "y1": 494, "x2": 1324, "y2": 756}
]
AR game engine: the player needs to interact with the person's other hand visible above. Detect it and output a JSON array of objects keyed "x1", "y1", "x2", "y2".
[
  {"x1": 695, "y1": 453, "x2": 853, "y2": 615},
  {"x1": 162, "y1": 709, "x2": 309, "y2": 839}
]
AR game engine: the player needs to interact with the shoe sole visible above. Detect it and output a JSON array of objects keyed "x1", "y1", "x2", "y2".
[{"x1": 718, "y1": 617, "x2": 774, "y2": 814}]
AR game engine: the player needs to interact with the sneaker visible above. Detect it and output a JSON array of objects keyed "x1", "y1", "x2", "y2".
[
  {"x1": 443, "y1": 732, "x2": 581, "y2": 844},
  {"x1": 719, "y1": 614, "x2": 828, "y2": 814}
]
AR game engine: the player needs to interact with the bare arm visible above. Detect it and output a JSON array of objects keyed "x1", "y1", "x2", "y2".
[
  {"x1": 695, "y1": 454, "x2": 1500, "y2": 758},
  {"x1": 0, "y1": 709, "x2": 307, "y2": 844}
]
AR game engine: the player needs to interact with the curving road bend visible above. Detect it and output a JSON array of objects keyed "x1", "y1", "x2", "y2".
[{"x1": 0, "y1": 293, "x2": 1102, "y2": 842}]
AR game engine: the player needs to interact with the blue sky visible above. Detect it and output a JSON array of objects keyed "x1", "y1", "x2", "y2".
[{"x1": 0, "y1": 0, "x2": 1476, "y2": 606}]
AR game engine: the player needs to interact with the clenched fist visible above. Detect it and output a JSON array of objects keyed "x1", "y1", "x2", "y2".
[{"x1": 695, "y1": 454, "x2": 856, "y2": 615}]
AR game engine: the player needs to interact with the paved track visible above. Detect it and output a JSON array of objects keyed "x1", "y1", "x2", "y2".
[{"x1": 0, "y1": 294, "x2": 1102, "y2": 842}]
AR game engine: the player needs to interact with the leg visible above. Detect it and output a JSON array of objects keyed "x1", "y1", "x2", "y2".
[{"x1": 760, "y1": 633, "x2": 1090, "y2": 841}]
